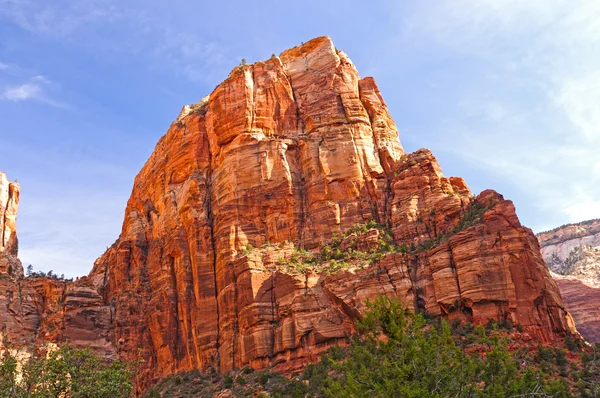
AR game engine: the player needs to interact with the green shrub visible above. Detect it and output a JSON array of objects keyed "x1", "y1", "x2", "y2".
[
  {"x1": 235, "y1": 375, "x2": 246, "y2": 385},
  {"x1": 223, "y1": 375, "x2": 233, "y2": 388},
  {"x1": 0, "y1": 345, "x2": 134, "y2": 398}
]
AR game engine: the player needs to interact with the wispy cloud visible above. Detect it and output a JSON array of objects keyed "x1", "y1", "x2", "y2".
[
  {"x1": 0, "y1": 0, "x2": 233, "y2": 85},
  {"x1": 2, "y1": 81, "x2": 42, "y2": 100},
  {"x1": 553, "y1": 71, "x2": 600, "y2": 142},
  {"x1": 389, "y1": 1, "x2": 600, "y2": 229},
  {"x1": 1, "y1": 75, "x2": 66, "y2": 107},
  {"x1": 155, "y1": 31, "x2": 233, "y2": 83},
  {"x1": 0, "y1": 0, "x2": 125, "y2": 38}
]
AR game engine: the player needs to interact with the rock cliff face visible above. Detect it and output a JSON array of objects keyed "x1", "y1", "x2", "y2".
[
  {"x1": 89, "y1": 37, "x2": 572, "y2": 388},
  {"x1": 538, "y1": 220, "x2": 600, "y2": 343},
  {"x1": 0, "y1": 172, "x2": 21, "y2": 276},
  {"x1": 0, "y1": 173, "x2": 115, "y2": 361},
  {"x1": 0, "y1": 37, "x2": 574, "y2": 392}
]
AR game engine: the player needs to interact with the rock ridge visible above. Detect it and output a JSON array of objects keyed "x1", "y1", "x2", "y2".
[
  {"x1": 538, "y1": 220, "x2": 600, "y2": 343},
  {"x1": 0, "y1": 36, "x2": 575, "y2": 392}
]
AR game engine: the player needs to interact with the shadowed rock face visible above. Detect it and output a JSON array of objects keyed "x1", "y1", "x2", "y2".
[
  {"x1": 538, "y1": 220, "x2": 600, "y2": 343},
  {"x1": 0, "y1": 37, "x2": 574, "y2": 392}
]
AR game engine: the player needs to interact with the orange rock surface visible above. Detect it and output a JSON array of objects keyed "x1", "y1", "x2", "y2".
[
  {"x1": 0, "y1": 172, "x2": 21, "y2": 276},
  {"x1": 0, "y1": 37, "x2": 575, "y2": 392}
]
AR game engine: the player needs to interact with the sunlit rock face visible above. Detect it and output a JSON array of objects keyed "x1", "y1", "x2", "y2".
[
  {"x1": 88, "y1": 36, "x2": 572, "y2": 389},
  {"x1": 538, "y1": 220, "x2": 600, "y2": 343},
  {"x1": 0, "y1": 37, "x2": 574, "y2": 392},
  {"x1": 0, "y1": 172, "x2": 21, "y2": 276}
]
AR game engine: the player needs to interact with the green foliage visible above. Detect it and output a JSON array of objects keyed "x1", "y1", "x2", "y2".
[
  {"x1": 147, "y1": 300, "x2": 599, "y2": 397},
  {"x1": 412, "y1": 200, "x2": 493, "y2": 253},
  {"x1": 537, "y1": 218, "x2": 600, "y2": 236},
  {"x1": 242, "y1": 243, "x2": 254, "y2": 255},
  {"x1": 277, "y1": 221, "x2": 400, "y2": 276},
  {"x1": 0, "y1": 345, "x2": 134, "y2": 398},
  {"x1": 310, "y1": 298, "x2": 570, "y2": 397},
  {"x1": 235, "y1": 375, "x2": 247, "y2": 385},
  {"x1": 25, "y1": 265, "x2": 73, "y2": 281},
  {"x1": 223, "y1": 375, "x2": 233, "y2": 389},
  {"x1": 578, "y1": 343, "x2": 600, "y2": 397},
  {"x1": 145, "y1": 389, "x2": 161, "y2": 398}
]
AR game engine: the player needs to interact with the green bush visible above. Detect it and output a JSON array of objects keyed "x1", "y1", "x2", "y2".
[
  {"x1": 0, "y1": 345, "x2": 134, "y2": 398},
  {"x1": 235, "y1": 375, "x2": 247, "y2": 385}
]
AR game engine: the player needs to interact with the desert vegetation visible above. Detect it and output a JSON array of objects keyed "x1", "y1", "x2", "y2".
[
  {"x1": 0, "y1": 346, "x2": 134, "y2": 398},
  {"x1": 145, "y1": 297, "x2": 599, "y2": 397}
]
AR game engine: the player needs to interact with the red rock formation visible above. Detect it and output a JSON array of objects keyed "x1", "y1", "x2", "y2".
[
  {"x1": 86, "y1": 37, "x2": 573, "y2": 389},
  {"x1": 538, "y1": 220, "x2": 600, "y2": 343},
  {"x1": 0, "y1": 37, "x2": 575, "y2": 392},
  {"x1": 0, "y1": 173, "x2": 115, "y2": 360},
  {"x1": 0, "y1": 172, "x2": 21, "y2": 277},
  {"x1": 552, "y1": 276, "x2": 600, "y2": 343}
]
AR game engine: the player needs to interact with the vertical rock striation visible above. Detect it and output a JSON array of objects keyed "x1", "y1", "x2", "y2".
[
  {"x1": 0, "y1": 172, "x2": 21, "y2": 276},
  {"x1": 88, "y1": 37, "x2": 572, "y2": 388},
  {"x1": 0, "y1": 37, "x2": 575, "y2": 392}
]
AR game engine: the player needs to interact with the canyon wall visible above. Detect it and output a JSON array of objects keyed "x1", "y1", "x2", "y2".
[
  {"x1": 538, "y1": 220, "x2": 600, "y2": 343},
  {"x1": 0, "y1": 37, "x2": 575, "y2": 392}
]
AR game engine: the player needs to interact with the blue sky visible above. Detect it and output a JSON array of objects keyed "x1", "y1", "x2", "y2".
[{"x1": 1, "y1": 0, "x2": 599, "y2": 277}]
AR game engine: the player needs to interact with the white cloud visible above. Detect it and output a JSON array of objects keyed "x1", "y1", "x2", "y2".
[
  {"x1": 1, "y1": 81, "x2": 42, "y2": 100},
  {"x1": 553, "y1": 72, "x2": 600, "y2": 142},
  {"x1": 395, "y1": 1, "x2": 600, "y2": 228},
  {"x1": 1, "y1": 75, "x2": 66, "y2": 107},
  {"x1": 0, "y1": 0, "x2": 233, "y2": 84},
  {"x1": 0, "y1": 0, "x2": 125, "y2": 38}
]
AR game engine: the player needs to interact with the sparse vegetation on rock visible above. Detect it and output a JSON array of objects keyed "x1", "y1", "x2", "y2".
[{"x1": 145, "y1": 298, "x2": 598, "y2": 397}]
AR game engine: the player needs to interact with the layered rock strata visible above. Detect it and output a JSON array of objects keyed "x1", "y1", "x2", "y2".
[
  {"x1": 89, "y1": 37, "x2": 572, "y2": 388},
  {"x1": 538, "y1": 220, "x2": 600, "y2": 343},
  {"x1": 0, "y1": 37, "x2": 575, "y2": 391}
]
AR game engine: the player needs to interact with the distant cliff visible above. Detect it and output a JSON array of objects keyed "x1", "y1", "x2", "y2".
[{"x1": 538, "y1": 219, "x2": 600, "y2": 343}]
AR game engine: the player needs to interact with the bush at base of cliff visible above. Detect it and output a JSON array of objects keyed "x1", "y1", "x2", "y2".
[
  {"x1": 145, "y1": 298, "x2": 599, "y2": 397},
  {"x1": 0, "y1": 345, "x2": 134, "y2": 398}
]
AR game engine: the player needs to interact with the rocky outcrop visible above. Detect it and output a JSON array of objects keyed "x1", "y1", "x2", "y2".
[
  {"x1": 86, "y1": 37, "x2": 573, "y2": 389},
  {"x1": 0, "y1": 173, "x2": 115, "y2": 360},
  {"x1": 0, "y1": 37, "x2": 575, "y2": 392},
  {"x1": 538, "y1": 219, "x2": 600, "y2": 287},
  {"x1": 538, "y1": 220, "x2": 600, "y2": 343},
  {"x1": 0, "y1": 172, "x2": 21, "y2": 277}
]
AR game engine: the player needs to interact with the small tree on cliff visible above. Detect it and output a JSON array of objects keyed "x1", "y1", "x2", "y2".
[{"x1": 0, "y1": 345, "x2": 134, "y2": 398}]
